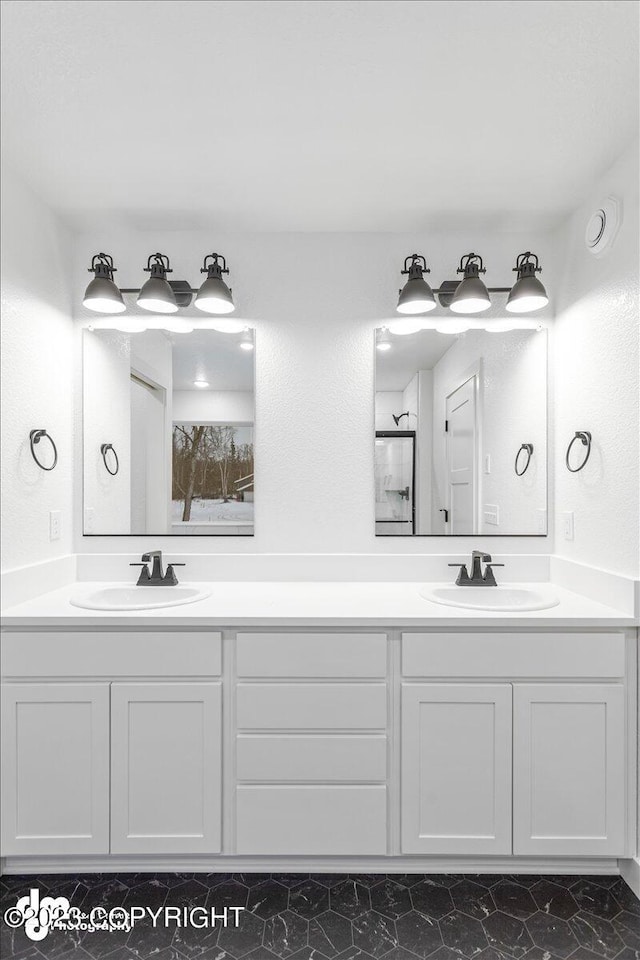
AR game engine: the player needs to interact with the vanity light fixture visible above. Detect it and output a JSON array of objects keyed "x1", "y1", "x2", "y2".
[
  {"x1": 137, "y1": 253, "x2": 179, "y2": 314},
  {"x1": 506, "y1": 252, "x2": 549, "y2": 313},
  {"x1": 450, "y1": 253, "x2": 491, "y2": 314},
  {"x1": 376, "y1": 328, "x2": 392, "y2": 351},
  {"x1": 194, "y1": 253, "x2": 235, "y2": 315},
  {"x1": 83, "y1": 253, "x2": 126, "y2": 314},
  {"x1": 239, "y1": 328, "x2": 255, "y2": 351},
  {"x1": 396, "y1": 254, "x2": 437, "y2": 315}
]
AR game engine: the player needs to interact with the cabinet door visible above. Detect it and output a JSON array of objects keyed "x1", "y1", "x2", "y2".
[
  {"x1": 401, "y1": 683, "x2": 512, "y2": 854},
  {"x1": 513, "y1": 683, "x2": 626, "y2": 856},
  {"x1": 1, "y1": 683, "x2": 109, "y2": 855},
  {"x1": 111, "y1": 683, "x2": 221, "y2": 854}
]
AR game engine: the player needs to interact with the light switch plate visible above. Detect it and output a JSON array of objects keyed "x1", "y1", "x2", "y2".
[
  {"x1": 563, "y1": 511, "x2": 574, "y2": 540},
  {"x1": 49, "y1": 510, "x2": 61, "y2": 541},
  {"x1": 484, "y1": 504, "x2": 499, "y2": 526}
]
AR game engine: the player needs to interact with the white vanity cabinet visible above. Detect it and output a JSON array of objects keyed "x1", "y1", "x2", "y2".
[{"x1": 1, "y1": 683, "x2": 110, "y2": 855}]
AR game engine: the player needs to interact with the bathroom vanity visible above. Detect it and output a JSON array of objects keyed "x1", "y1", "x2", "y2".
[{"x1": 1, "y1": 582, "x2": 636, "y2": 876}]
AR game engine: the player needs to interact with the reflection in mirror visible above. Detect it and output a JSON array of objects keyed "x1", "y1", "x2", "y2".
[
  {"x1": 375, "y1": 327, "x2": 547, "y2": 536},
  {"x1": 83, "y1": 328, "x2": 254, "y2": 535}
]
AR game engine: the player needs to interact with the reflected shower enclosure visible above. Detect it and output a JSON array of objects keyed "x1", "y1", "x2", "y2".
[{"x1": 375, "y1": 431, "x2": 416, "y2": 535}]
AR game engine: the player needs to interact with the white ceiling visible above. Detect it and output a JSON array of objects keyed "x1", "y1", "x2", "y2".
[
  {"x1": 376, "y1": 330, "x2": 454, "y2": 391},
  {"x1": 171, "y1": 330, "x2": 254, "y2": 391},
  {"x1": 1, "y1": 0, "x2": 638, "y2": 232}
]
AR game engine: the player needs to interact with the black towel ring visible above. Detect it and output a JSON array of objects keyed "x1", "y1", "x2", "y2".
[
  {"x1": 515, "y1": 443, "x2": 534, "y2": 476},
  {"x1": 30, "y1": 429, "x2": 58, "y2": 471},
  {"x1": 101, "y1": 443, "x2": 120, "y2": 476},
  {"x1": 566, "y1": 431, "x2": 592, "y2": 473}
]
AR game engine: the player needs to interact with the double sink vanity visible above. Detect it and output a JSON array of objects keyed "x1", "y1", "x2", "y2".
[{"x1": 1, "y1": 551, "x2": 636, "y2": 878}]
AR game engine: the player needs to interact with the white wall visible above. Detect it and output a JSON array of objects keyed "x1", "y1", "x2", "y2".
[
  {"x1": 0, "y1": 169, "x2": 74, "y2": 570},
  {"x1": 71, "y1": 227, "x2": 556, "y2": 556},
  {"x1": 173, "y1": 391, "x2": 254, "y2": 424},
  {"x1": 553, "y1": 139, "x2": 639, "y2": 578},
  {"x1": 375, "y1": 392, "x2": 403, "y2": 431}
]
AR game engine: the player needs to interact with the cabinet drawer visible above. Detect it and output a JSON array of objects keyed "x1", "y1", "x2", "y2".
[
  {"x1": 237, "y1": 734, "x2": 387, "y2": 781},
  {"x1": 236, "y1": 785, "x2": 387, "y2": 854},
  {"x1": 1, "y1": 632, "x2": 221, "y2": 678},
  {"x1": 237, "y1": 683, "x2": 387, "y2": 729},
  {"x1": 237, "y1": 633, "x2": 387, "y2": 678},
  {"x1": 402, "y1": 632, "x2": 625, "y2": 678}
]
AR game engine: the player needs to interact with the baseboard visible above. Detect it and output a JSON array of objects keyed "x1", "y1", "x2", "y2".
[
  {"x1": 619, "y1": 856, "x2": 640, "y2": 898},
  {"x1": 1, "y1": 854, "x2": 621, "y2": 875}
]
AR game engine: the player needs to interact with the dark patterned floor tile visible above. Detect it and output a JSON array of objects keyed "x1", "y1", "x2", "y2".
[
  {"x1": 473, "y1": 950, "x2": 511, "y2": 960},
  {"x1": 614, "y1": 949, "x2": 640, "y2": 960},
  {"x1": 481, "y1": 911, "x2": 533, "y2": 959},
  {"x1": 143, "y1": 949, "x2": 189, "y2": 960},
  {"x1": 0, "y1": 926, "x2": 41, "y2": 960},
  {"x1": 263, "y1": 910, "x2": 308, "y2": 959},
  {"x1": 570, "y1": 881, "x2": 622, "y2": 920},
  {"x1": 123, "y1": 879, "x2": 170, "y2": 911},
  {"x1": 524, "y1": 949, "x2": 566, "y2": 960},
  {"x1": 387, "y1": 876, "x2": 424, "y2": 889},
  {"x1": 428, "y1": 949, "x2": 469, "y2": 960},
  {"x1": 78, "y1": 926, "x2": 132, "y2": 958},
  {"x1": 505, "y1": 875, "x2": 541, "y2": 888},
  {"x1": 127, "y1": 922, "x2": 175, "y2": 958},
  {"x1": 491, "y1": 882, "x2": 537, "y2": 921},
  {"x1": 330, "y1": 881, "x2": 371, "y2": 921},
  {"x1": 198, "y1": 944, "x2": 236, "y2": 960},
  {"x1": 613, "y1": 910, "x2": 640, "y2": 948},
  {"x1": 244, "y1": 950, "x2": 281, "y2": 960},
  {"x1": 86, "y1": 948, "x2": 139, "y2": 960},
  {"x1": 395, "y1": 909, "x2": 442, "y2": 959},
  {"x1": 568, "y1": 910, "x2": 625, "y2": 959},
  {"x1": 271, "y1": 877, "x2": 310, "y2": 890},
  {"x1": 410, "y1": 882, "x2": 454, "y2": 920},
  {"x1": 87, "y1": 879, "x2": 131, "y2": 912},
  {"x1": 308, "y1": 910, "x2": 352, "y2": 958},
  {"x1": 171, "y1": 920, "x2": 220, "y2": 957},
  {"x1": 347, "y1": 876, "x2": 385, "y2": 889},
  {"x1": 216, "y1": 910, "x2": 264, "y2": 958},
  {"x1": 529, "y1": 880, "x2": 579, "y2": 921},
  {"x1": 585, "y1": 875, "x2": 625, "y2": 889},
  {"x1": 380, "y1": 948, "x2": 422, "y2": 960},
  {"x1": 351, "y1": 911, "x2": 397, "y2": 959},
  {"x1": 307, "y1": 875, "x2": 346, "y2": 889},
  {"x1": 232, "y1": 876, "x2": 271, "y2": 890},
  {"x1": 246, "y1": 881, "x2": 289, "y2": 921},
  {"x1": 208, "y1": 882, "x2": 250, "y2": 912},
  {"x1": 369, "y1": 879, "x2": 412, "y2": 920},
  {"x1": 450, "y1": 881, "x2": 495, "y2": 921},
  {"x1": 416, "y1": 876, "x2": 462, "y2": 890},
  {"x1": 462, "y1": 878, "x2": 504, "y2": 890},
  {"x1": 612, "y1": 882, "x2": 640, "y2": 919},
  {"x1": 439, "y1": 910, "x2": 488, "y2": 958},
  {"x1": 288, "y1": 949, "x2": 331, "y2": 960},
  {"x1": 525, "y1": 911, "x2": 579, "y2": 959},
  {"x1": 288, "y1": 880, "x2": 330, "y2": 920},
  {"x1": 164, "y1": 880, "x2": 210, "y2": 911},
  {"x1": 335, "y1": 950, "x2": 375, "y2": 960}
]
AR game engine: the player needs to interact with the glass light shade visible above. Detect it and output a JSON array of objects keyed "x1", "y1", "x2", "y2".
[
  {"x1": 388, "y1": 318, "x2": 424, "y2": 335},
  {"x1": 449, "y1": 276, "x2": 491, "y2": 314},
  {"x1": 194, "y1": 275, "x2": 235, "y2": 314},
  {"x1": 202, "y1": 319, "x2": 246, "y2": 333},
  {"x1": 396, "y1": 276, "x2": 437, "y2": 314},
  {"x1": 83, "y1": 276, "x2": 126, "y2": 314},
  {"x1": 506, "y1": 274, "x2": 549, "y2": 313},
  {"x1": 137, "y1": 276, "x2": 178, "y2": 313}
]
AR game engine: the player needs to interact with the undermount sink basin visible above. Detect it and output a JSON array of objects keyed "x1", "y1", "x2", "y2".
[
  {"x1": 70, "y1": 585, "x2": 212, "y2": 611},
  {"x1": 420, "y1": 584, "x2": 560, "y2": 612}
]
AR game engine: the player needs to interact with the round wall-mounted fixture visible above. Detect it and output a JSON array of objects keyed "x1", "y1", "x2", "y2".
[
  {"x1": 83, "y1": 253, "x2": 126, "y2": 314},
  {"x1": 585, "y1": 196, "x2": 621, "y2": 257},
  {"x1": 506, "y1": 252, "x2": 549, "y2": 313},
  {"x1": 450, "y1": 253, "x2": 491, "y2": 314},
  {"x1": 137, "y1": 253, "x2": 178, "y2": 313},
  {"x1": 195, "y1": 253, "x2": 235, "y2": 314},
  {"x1": 396, "y1": 254, "x2": 437, "y2": 314}
]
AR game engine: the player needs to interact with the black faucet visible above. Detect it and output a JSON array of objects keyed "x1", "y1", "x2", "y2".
[
  {"x1": 130, "y1": 550, "x2": 185, "y2": 586},
  {"x1": 448, "y1": 550, "x2": 504, "y2": 587}
]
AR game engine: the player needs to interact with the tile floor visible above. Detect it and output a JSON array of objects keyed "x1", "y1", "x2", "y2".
[{"x1": 1, "y1": 872, "x2": 639, "y2": 960}]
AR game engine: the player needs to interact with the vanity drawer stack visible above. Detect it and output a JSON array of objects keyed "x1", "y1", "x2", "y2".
[{"x1": 235, "y1": 632, "x2": 389, "y2": 855}]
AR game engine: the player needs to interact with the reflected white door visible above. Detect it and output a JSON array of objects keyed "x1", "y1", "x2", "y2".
[
  {"x1": 446, "y1": 376, "x2": 477, "y2": 534},
  {"x1": 130, "y1": 375, "x2": 167, "y2": 533}
]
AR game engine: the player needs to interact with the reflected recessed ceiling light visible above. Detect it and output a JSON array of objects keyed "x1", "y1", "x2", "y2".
[
  {"x1": 193, "y1": 379, "x2": 210, "y2": 388},
  {"x1": 239, "y1": 328, "x2": 254, "y2": 351},
  {"x1": 450, "y1": 253, "x2": 491, "y2": 314},
  {"x1": 506, "y1": 252, "x2": 549, "y2": 313},
  {"x1": 83, "y1": 253, "x2": 126, "y2": 314},
  {"x1": 137, "y1": 253, "x2": 179, "y2": 313},
  {"x1": 194, "y1": 253, "x2": 235, "y2": 314},
  {"x1": 376, "y1": 328, "x2": 392, "y2": 351},
  {"x1": 396, "y1": 254, "x2": 437, "y2": 314}
]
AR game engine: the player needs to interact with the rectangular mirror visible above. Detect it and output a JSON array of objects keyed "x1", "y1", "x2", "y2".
[
  {"x1": 83, "y1": 328, "x2": 254, "y2": 535},
  {"x1": 375, "y1": 327, "x2": 547, "y2": 536}
]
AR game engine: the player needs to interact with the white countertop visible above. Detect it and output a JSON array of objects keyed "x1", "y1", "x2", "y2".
[{"x1": 1, "y1": 581, "x2": 636, "y2": 628}]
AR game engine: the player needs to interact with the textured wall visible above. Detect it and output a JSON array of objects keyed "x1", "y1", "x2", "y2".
[
  {"x1": 0, "y1": 170, "x2": 74, "y2": 570},
  {"x1": 553, "y1": 140, "x2": 639, "y2": 578},
  {"x1": 71, "y1": 229, "x2": 557, "y2": 557}
]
